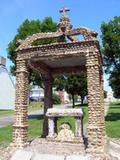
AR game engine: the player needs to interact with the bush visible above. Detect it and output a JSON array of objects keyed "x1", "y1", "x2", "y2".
[{"x1": 52, "y1": 94, "x2": 61, "y2": 104}]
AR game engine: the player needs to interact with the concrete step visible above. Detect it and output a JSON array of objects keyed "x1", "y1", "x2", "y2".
[
  {"x1": 66, "y1": 155, "x2": 90, "y2": 160},
  {"x1": 10, "y1": 150, "x2": 90, "y2": 160},
  {"x1": 26, "y1": 138, "x2": 85, "y2": 155},
  {"x1": 32, "y1": 154, "x2": 64, "y2": 160},
  {"x1": 10, "y1": 150, "x2": 33, "y2": 160},
  {"x1": 108, "y1": 141, "x2": 120, "y2": 160}
]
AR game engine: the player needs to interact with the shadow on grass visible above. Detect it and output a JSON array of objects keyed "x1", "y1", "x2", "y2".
[
  {"x1": 28, "y1": 115, "x2": 44, "y2": 120},
  {"x1": 105, "y1": 113, "x2": 120, "y2": 121},
  {"x1": 113, "y1": 103, "x2": 120, "y2": 105},
  {"x1": 75, "y1": 103, "x2": 88, "y2": 107},
  {"x1": 110, "y1": 106, "x2": 120, "y2": 109}
]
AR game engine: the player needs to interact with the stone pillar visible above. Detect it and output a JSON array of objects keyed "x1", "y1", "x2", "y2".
[
  {"x1": 75, "y1": 117, "x2": 83, "y2": 138},
  {"x1": 47, "y1": 117, "x2": 55, "y2": 138},
  {"x1": 86, "y1": 51, "x2": 105, "y2": 153},
  {"x1": 42, "y1": 73, "x2": 53, "y2": 137},
  {"x1": 13, "y1": 60, "x2": 29, "y2": 148}
]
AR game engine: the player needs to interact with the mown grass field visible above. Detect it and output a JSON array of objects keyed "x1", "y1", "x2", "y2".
[
  {"x1": 0, "y1": 102, "x2": 43, "y2": 117},
  {"x1": 0, "y1": 102, "x2": 120, "y2": 147},
  {"x1": 105, "y1": 102, "x2": 120, "y2": 138}
]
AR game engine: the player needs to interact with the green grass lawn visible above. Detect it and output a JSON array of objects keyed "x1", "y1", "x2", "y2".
[
  {"x1": 0, "y1": 110, "x2": 14, "y2": 117},
  {"x1": 0, "y1": 124, "x2": 12, "y2": 147},
  {"x1": 57, "y1": 104, "x2": 88, "y2": 132},
  {"x1": 0, "y1": 116, "x2": 76, "y2": 147},
  {"x1": 0, "y1": 101, "x2": 43, "y2": 117},
  {"x1": 28, "y1": 115, "x2": 43, "y2": 140},
  {"x1": 0, "y1": 102, "x2": 120, "y2": 147},
  {"x1": 105, "y1": 102, "x2": 120, "y2": 138}
]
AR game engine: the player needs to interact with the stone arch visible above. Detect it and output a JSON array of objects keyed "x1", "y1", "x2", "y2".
[
  {"x1": 17, "y1": 27, "x2": 97, "y2": 50},
  {"x1": 17, "y1": 32, "x2": 63, "y2": 50},
  {"x1": 66, "y1": 27, "x2": 98, "y2": 41}
]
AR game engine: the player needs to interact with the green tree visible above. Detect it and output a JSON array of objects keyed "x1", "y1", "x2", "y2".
[
  {"x1": 54, "y1": 74, "x2": 87, "y2": 107},
  {"x1": 7, "y1": 17, "x2": 57, "y2": 84},
  {"x1": 65, "y1": 73, "x2": 87, "y2": 107},
  {"x1": 65, "y1": 75, "x2": 77, "y2": 108},
  {"x1": 101, "y1": 16, "x2": 120, "y2": 73},
  {"x1": 76, "y1": 73, "x2": 87, "y2": 105},
  {"x1": 109, "y1": 66, "x2": 120, "y2": 98},
  {"x1": 101, "y1": 16, "x2": 120, "y2": 97},
  {"x1": 52, "y1": 94, "x2": 61, "y2": 104},
  {"x1": 104, "y1": 90, "x2": 107, "y2": 99},
  {"x1": 54, "y1": 75, "x2": 66, "y2": 91}
]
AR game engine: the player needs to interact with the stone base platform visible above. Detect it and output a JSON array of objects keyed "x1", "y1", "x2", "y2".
[
  {"x1": 10, "y1": 150, "x2": 111, "y2": 160},
  {"x1": 25, "y1": 138, "x2": 85, "y2": 155},
  {"x1": 47, "y1": 136, "x2": 84, "y2": 144},
  {"x1": 1, "y1": 138, "x2": 117, "y2": 160}
]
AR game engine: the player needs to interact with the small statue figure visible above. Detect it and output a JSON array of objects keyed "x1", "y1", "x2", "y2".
[{"x1": 56, "y1": 123, "x2": 74, "y2": 142}]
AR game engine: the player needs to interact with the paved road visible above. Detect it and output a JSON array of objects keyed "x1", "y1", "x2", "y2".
[{"x1": 0, "y1": 110, "x2": 43, "y2": 128}]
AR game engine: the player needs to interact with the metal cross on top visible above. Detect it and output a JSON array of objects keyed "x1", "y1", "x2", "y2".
[{"x1": 59, "y1": 6, "x2": 70, "y2": 17}]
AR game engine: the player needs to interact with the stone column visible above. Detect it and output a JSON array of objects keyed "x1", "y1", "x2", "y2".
[
  {"x1": 86, "y1": 51, "x2": 105, "y2": 153},
  {"x1": 42, "y1": 73, "x2": 53, "y2": 137},
  {"x1": 13, "y1": 59, "x2": 29, "y2": 148},
  {"x1": 75, "y1": 117, "x2": 83, "y2": 139},
  {"x1": 47, "y1": 117, "x2": 55, "y2": 138}
]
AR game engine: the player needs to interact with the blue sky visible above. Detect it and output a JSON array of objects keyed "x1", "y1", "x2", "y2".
[{"x1": 0, "y1": 0, "x2": 120, "y2": 91}]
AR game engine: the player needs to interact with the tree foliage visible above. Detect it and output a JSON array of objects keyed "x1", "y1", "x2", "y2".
[
  {"x1": 101, "y1": 16, "x2": 120, "y2": 73},
  {"x1": 101, "y1": 16, "x2": 120, "y2": 98},
  {"x1": 7, "y1": 17, "x2": 57, "y2": 86},
  {"x1": 54, "y1": 76, "x2": 66, "y2": 91},
  {"x1": 109, "y1": 65, "x2": 120, "y2": 98},
  {"x1": 65, "y1": 75, "x2": 78, "y2": 108},
  {"x1": 104, "y1": 90, "x2": 107, "y2": 99},
  {"x1": 52, "y1": 94, "x2": 61, "y2": 104},
  {"x1": 54, "y1": 73, "x2": 87, "y2": 107},
  {"x1": 75, "y1": 73, "x2": 87, "y2": 105}
]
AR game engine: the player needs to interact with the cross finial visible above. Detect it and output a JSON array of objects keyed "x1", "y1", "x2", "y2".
[{"x1": 59, "y1": 6, "x2": 70, "y2": 17}]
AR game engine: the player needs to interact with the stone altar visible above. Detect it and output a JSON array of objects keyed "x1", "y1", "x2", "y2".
[{"x1": 46, "y1": 108, "x2": 83, "y2": 142}]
